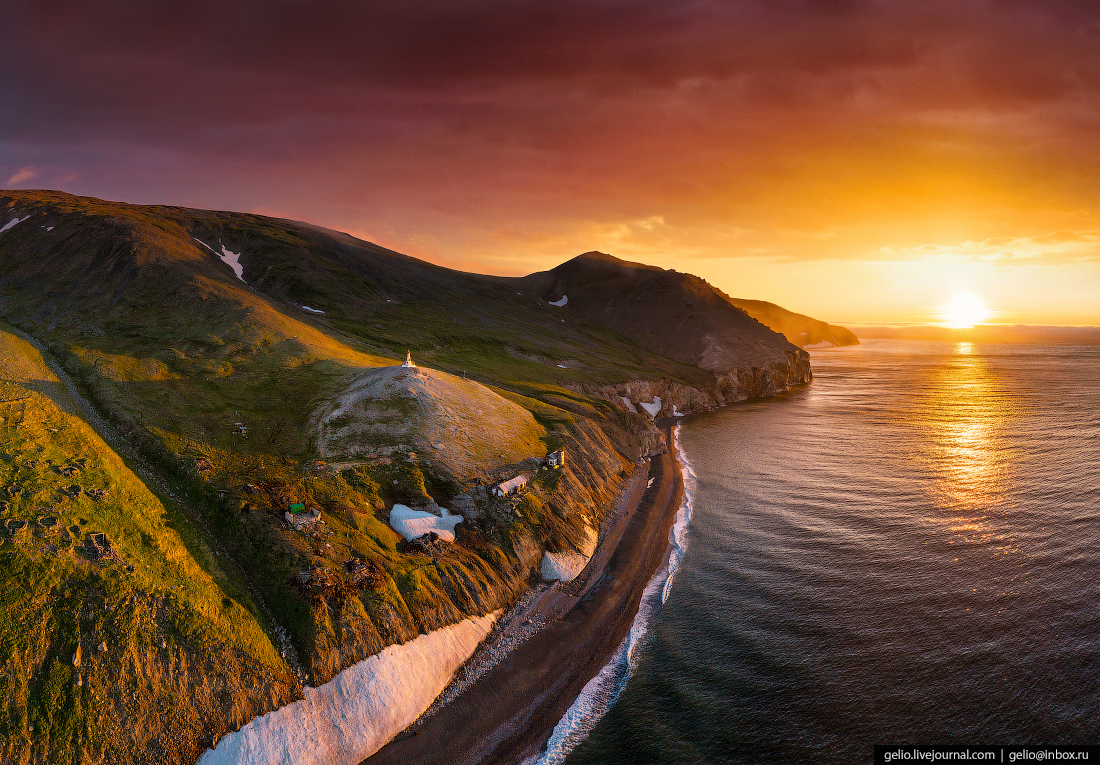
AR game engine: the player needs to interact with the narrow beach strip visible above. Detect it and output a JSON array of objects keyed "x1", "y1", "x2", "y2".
[
  {"x1": 528, "y1": 422, "x2": 697, "y2": 764},
  {"x1": 197, "y1": 611, "x2": 498, "y2": 765},
  {"x1": 364, "y1": 421, "x2": 688, "y2": 765}
]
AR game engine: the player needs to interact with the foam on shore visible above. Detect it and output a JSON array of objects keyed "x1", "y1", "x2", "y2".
[
  {"x1": 528, "y1": 422, "x2": 697, "y2": 765},
  {"x1": 197, "y1": 611, "x2": 498, "y2": 765}
]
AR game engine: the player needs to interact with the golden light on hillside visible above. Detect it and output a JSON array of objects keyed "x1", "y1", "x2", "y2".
[{"x1": 940, "y1": 292, "x2": 990, "y2": 329}]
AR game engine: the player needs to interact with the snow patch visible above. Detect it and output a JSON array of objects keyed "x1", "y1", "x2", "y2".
[
  {"x1": 198, "y1": 612, "x2": 498, "y2": 765},
  {"x1": 45, "y1": 226, "x2": 54, "y2": 231},
  {"x1": 301, "y1": 306, "x2": 325, "y2": 314},
  {"x1": 193, "y1": 238, "x2": 246, "y2": 282},
  {"x1": 219, "y1": 245, "x2": 246, "y2": 282},
  {"x1": 638, "y1": 396, "x2": 662, "y2": 418},
  {"x1": 0, "y1": 216, "x2": 29, "y2": 234},
  {"x1": 540, "y1": 525, "x2": 597, "y2": 582},
  {"x1": 549, "y1": 295, "x2": 568, "y2": 307},
  {"x1": 557, "y1": 364, "x2": 568, "y2": 369},
  {"x1": 619, "y1": 397, "x2": 638, "y2": 414},
  {"x1": 388, "y1": 504, "x2": 463, "y2": 542},
  {"x1": 672, "y1": 405, "x2": 683, "y2": 417}
]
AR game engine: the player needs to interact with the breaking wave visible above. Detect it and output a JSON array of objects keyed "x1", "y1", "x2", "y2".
[{"x1": 527, "y1": 423, "x2": 697, "y2": 765}]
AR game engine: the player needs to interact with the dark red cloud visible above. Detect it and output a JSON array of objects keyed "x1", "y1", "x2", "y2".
[{"x1": 2, "y1": 0, "x2": 1100, "y2": 278}]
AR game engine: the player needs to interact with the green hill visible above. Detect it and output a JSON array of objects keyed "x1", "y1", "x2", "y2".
[
  {"x1": 0, "y1": 189, "x2": 847, "y2": 762},
  {"x1": 0, "y1": 325, "x2": 296, "y2": 765}
]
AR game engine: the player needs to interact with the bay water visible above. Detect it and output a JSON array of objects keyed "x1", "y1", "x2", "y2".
[{"x1": 566, "y1": 339, "x2": 1100, "y2": 764}]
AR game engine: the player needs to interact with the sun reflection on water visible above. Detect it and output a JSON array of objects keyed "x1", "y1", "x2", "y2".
[{"x1": 913, "y1": 342, "x2": 1019, "y2": 551}]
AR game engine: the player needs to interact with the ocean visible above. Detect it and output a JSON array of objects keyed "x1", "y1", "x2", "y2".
[{"x1": 564, "y1": 339, "x2": 1100, "y2": 764}]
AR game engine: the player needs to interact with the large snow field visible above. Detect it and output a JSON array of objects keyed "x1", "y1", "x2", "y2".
[
  {"x1": 388, "y1": 504, "x2": 464, "y2": 542},
  {"x1": 198, "y1": 612, "x2": 498, "y2": 765}
]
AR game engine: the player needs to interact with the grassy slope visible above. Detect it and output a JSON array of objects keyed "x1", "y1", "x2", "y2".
[
  {"x1": 0, "y1": 191, "x2": 661, "y2": 690},
  {"x1": 0, "y1": 325, "x2": 296, "y2": 765},
  {"x1": 0, "y1": 190, "x2": 821, "y2": 761}
]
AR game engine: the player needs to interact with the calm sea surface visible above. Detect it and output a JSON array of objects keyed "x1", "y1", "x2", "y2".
[{"x1": 567, "y1": 339, "x2": 1100, "y2": 764}]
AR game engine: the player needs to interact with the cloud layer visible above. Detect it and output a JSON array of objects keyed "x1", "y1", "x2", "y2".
[{"x1": 3, "y1": 0, "x2": 1099, "y2": 322}]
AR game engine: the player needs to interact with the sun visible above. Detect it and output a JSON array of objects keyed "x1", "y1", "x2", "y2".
[{"x1": 940, "y1": 291, "x2": 990, "y2": 328}]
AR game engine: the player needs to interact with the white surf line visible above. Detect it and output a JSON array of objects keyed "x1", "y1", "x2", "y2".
[
  {"x1": 0, "y1": 216, "x2": 30, "y2": 234},
  {"x1": 527, "y1": 422, "x2": 697, "y2": 765},
  {"x1": 199, "y1": 611, "x2": 499, "y2": 765}
]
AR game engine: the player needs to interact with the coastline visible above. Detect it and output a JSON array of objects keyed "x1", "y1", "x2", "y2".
[{"x1": 363, "y1": 420, "x2": 687, "y2": 765}]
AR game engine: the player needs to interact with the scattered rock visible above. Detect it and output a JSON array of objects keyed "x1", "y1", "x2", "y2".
[
  {"x1": 84, "y1": 532, "x2": 120, "y2": 562},
  {"x1": 398, "y1": 531, "x2": 451, "y2": 557},
  {"x1": 84, "y1": 488, "x2": 107, "y2": 501},
  {"x1": 193, "y1": 457, "x2": 213, "y2": 474},
  {"x1": 97, "y1": 642, "x2": 107, "y2": 653},
  {"x1": 4, "y1": 519, "x2": 27, "y2": 534},
  {"x1": 345, "y1": 557, "x2": 385, "y2": 588},
  {"x1": 60, "y1": 484, "x2": 81, "y2": 498}
]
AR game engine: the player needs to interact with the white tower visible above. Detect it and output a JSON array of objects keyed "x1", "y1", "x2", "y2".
[{"x1": 402, "y1": 350, "x2": 416, "y2": 368}]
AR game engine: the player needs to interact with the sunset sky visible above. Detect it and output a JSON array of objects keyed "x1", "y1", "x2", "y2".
[{"x1": 2, "y1": 0, "x2": 1099, "y2": 326}]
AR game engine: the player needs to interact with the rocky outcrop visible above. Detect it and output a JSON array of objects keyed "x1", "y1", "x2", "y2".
[{"x1": 571, "y1": 349, "x2": 811, "y2": 419}]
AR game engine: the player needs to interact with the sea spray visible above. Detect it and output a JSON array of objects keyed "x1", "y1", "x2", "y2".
[{"x1": 529, "y1": 423, "x2": 697, "y2": 765}]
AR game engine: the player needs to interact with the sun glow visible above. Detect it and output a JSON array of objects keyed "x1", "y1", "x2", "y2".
[{"x1": 940, "y1": 292, "x2": 990, "y2": 328}]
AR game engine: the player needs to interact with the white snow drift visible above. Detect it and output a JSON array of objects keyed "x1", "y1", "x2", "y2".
[
  {"x1": 219, "y1": 245, "x2": 246, "y2": 282},
  {"x1": 638, "y1": 396, "x2": 662, "y2": 418},
  {"x1": 0, "y1": 216, "x2": 29, "y2": 234},
  {"x1": 192, "y1": 238, "x2": 246, "y2": 282},
  {"x1": 549, "y1": 295, "x2": 568, "y2": 307},
  {"x1": 301, "y1": 306, "x2": 325, "y2": 314},
  {"x1": 198, "y1": 612, "x2": 498, "y2": 765},
  {"x1": 388, "y1": 504, "x2": 464, "y2": 542},
  {"x1": 540, "y1": 525, "x2": 598, "y2": 583}
]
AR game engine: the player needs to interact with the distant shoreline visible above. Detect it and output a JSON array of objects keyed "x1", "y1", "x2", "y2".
[{"x1": 363, "y1": 420, "x2": 686, "y2": 765}]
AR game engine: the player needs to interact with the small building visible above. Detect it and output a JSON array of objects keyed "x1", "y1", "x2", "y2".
[
  {"x1": 401, "y1": 350, "x2": 416, "y2": 368},
  {"x1": 493, "y1": 475, "x2": 528, "y2": 497},
  {"x1": 286, "y1": 504, "x2": 322, "y2": 530},
  {"x1": 546, "y1": 449, "x2": 565, "y2": 469}
]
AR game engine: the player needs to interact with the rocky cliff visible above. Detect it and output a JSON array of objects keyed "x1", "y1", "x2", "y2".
[{"x1": 518, "y1": 252, "x2": 812, "y2": 416}]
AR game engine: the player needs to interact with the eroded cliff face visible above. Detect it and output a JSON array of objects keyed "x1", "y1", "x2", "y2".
[
  {"x1": 301, "y1": 414, "x2": 635, "y2": 688},
  {"x1": 571, "y1": 349, "x2": 812, "y2": 419}
]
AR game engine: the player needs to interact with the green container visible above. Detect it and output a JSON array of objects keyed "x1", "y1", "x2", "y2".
[{"x1": 289, "y1": 503, "x2": 306, "y2": 514}]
